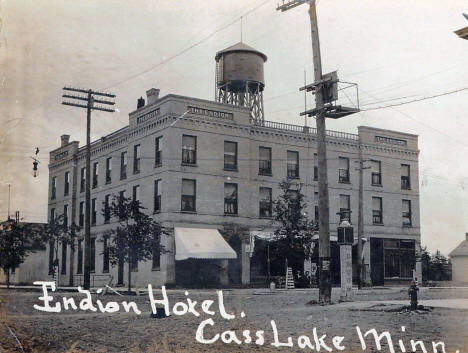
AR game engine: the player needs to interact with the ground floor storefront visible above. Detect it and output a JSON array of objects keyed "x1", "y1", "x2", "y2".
[
  {"x1": 1, "y1": 225, "x2": 420, "y2": 289},
  {"x1": 248, "y1": 234, "x2": 419, "y2": 288}
]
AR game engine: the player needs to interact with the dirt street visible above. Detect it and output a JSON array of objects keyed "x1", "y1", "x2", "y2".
[{"x1": 1, "y1": 286, "x2": 468, "y2": 352}]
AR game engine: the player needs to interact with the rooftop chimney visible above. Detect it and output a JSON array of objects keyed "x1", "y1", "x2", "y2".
[
  {"x1": 137, "y1": 96, "x2": 145, "y2": 109},
  {"x1": 146, "y1": 88, "x2": 160, "y2": 105},
  {"x1": 61, "y1": 135, "x2": 70, "y2": 147}
]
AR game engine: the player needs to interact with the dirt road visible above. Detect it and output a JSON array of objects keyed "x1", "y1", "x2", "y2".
[{"x1": 1, "y1": 286, "x2": 468, "y2": 352}]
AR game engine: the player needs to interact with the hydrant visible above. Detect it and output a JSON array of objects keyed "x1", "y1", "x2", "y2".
[{"x1": 408, "y1": 279, "x2": 419, "y2": 310}]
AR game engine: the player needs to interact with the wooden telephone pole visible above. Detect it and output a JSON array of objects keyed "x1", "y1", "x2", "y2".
[
  {"x1": 356, "y1": 157, "x2": 370, "y2": 289},
  {"x1": 277, "y1": 0, "x2": 359, "y2": 302},
  {"x1": 62, "y1": 87, "x2": 115, "y2": 290}
]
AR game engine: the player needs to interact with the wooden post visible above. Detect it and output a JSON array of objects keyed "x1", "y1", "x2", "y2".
[
  {"x1": 309, "y1": 0, "x2": 331, "y2": 303},
  {"x1": 357, "y1": 155, "x2": 364, "y2": 290},
  {"x1": 62, "y1": 87, "x2": 115, "y2": 289},
  {"x1": 84, "y1": 91, "x2": 92, "y2": 290}
]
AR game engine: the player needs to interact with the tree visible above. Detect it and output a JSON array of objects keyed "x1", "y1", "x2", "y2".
[
  {"x1": 0, "y1": 220, "x2": 44, "y2": 288},
  {"x1": 103, "y1": 195, "x2": 170, "y2": 293},
  {"x1": 270, "y1": 180, "x2": 318, "y2": 267},
  {"x1": 43, "y1": 214, "x2": 79, "y2": 281},
  {"x1": 420, "y1": 246, "x2": 451, "y2": 282},
  {"x1": 420, "y1": 246, "x2": 431, "y2": 282},
  {"x1": 430, "y1": 250, "x2": 451, "y2": 281}
]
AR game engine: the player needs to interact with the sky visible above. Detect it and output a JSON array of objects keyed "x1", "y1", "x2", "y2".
[{"x1": 0, "y1": 0, "x2": 467, "y2": 255}]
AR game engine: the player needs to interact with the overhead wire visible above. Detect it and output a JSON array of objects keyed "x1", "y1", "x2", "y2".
[
  {"x1": 360, "y1": 86, "x2": 468, "y2": 112},
  {"x1": 359, "y1": 88, "x2": 468, "y2": 149},
  {"x1": 101, "y1": 0, "x2": 271, "y2": 91}
]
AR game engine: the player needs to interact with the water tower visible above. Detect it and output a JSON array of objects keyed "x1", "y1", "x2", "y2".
[{"x1": 215, "y1": 42, "x2": 267, "y2": 125}]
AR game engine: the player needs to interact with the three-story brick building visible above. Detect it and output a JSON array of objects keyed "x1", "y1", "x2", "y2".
[{"x1": 47, "y1": 87, "x2": 421, "y2": 288}]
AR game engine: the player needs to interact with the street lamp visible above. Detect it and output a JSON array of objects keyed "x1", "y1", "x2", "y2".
[
  {"x1": 337, "y1": 212, "x2": 354, "y2": 302},
  {"x1": 31, "y1": 158, "x2": 40, "y2": 178}
]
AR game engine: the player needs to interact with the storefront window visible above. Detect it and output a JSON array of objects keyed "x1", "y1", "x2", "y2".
[{"x1": 383, "y1": 239, "x2": 415, "y2": 278}]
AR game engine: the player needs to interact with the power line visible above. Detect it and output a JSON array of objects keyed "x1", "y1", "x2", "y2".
[
  {"x1": 359, "y1": 88, "x2": 468, "y2": 149},
  {"x1": 361, "y1": 86, "x2": 468, "y2": 112},
  {"x1": 102, "y1": 0, "x2": 271, "y2": 91}
]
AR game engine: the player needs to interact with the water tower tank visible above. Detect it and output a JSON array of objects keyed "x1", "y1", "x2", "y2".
[
  {"x1": 215, "y1": 42, "x2": 267, "y2": 124},
  {"x1": 216, "y1": 42, "x2": 267, "y2": 92}
]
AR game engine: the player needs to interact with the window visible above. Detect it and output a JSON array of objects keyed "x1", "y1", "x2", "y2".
[
  {"x1": 90, "y1": 238, "x2": 96, "y2": 272},
  {"x1": 224, "y1": 183, "x2": 238, "y2": 215},
  {"x1": 103, "y1": 235, "x2": 109, "y2": 272},
  {"x1": 91, "y1": 198, "x2": 97, "y2": 226},
  {"x1": 287, "y1": 151, "x2": 299, "y2": 178},
  {"x1": 51, "y1": 176, "x2": 57, "y2": 199},
  {"x1": 118, "y1": 190, "x2": 126, "y2": 220},
  {"x1": 80, "y1": 167, "x2": 86, "y2": 192},
  {"x1": 402, "y1": 200, "x2": 412, "y2": 226},
  {"x1": 181, "y1": 179, "x2": 196, "y2": 212},
  {"x1": 92, "y1": 162, "x2": 98, "y2": 188},
  {"x1": 315, "y1": 206, "x2": 319, "y2": 224},
  {"x1": 106, "y1": 157, "x2": 112, "y2": 183},
  {"x1": 339, "y1": 194, "x2": 351, "y2": 222},
  {"x1": 182, "y1": 135, "x2": 197, "y2": 165},
  {"x1": 339, "y1": 157, "x2": 350, "y2": 183},
  {"x1": 224, "y1": 141, "x2": 238, "y2": 171},
  {"x1": 313, "y1": 153, "x2": 318, "y2": 181},
  {"x1": 104, "y1": 194, "x2": 111, "y2": 223},
  {"x1": 372, "y1": 197, "x2": 383, "y2": 224},
  {"x1": 259, "y1": 147, "x2": 272, "y2": 175},
  {"x1": 61, "y1": 240, "x2": 67, "y2": 275},
  {"x1": 120, "y1": 151, "x2": 127, "y2": 179},
  {"x1": 77, "y1": 239, "x2": 83, "y2": 274},
  {"x1": 79, "y1": 202, "x2": 84, "y2": 227},
  {"x1": 155, "y1": 136, "x2": 162, "y2": 166},
  {"x1": 154, "y1": 179, "x2": 161, "y2": 212},
  {"x1": 133, "y1": 185, "x2": 140, "y2": 202},
  {"x1": 384, "y1": 239, "x2": 415, "y2": 278},
  {"x1": 152, "y1": 236, "x2": 161, "y2": 270},
  {"x1": 64, "y1": 172, "x2": 70, "y2": 196},
  {"x1": 371, "y1": 160, "x2": 381, "y2": 186},
  {"x1": 63, "y1": 204, "x2": 69, "y2": 227},
  {"x1": 259, "y1": 187, "x2": 272, "y2": 218},
  {"x1": 50, "y1": 208, "x2": 55, "y2": 222},
  {"x1": 399, "y1": 240, "x2": 416, "y2": 278},
  {"x1": 133, "y1": 145, "x2": 141, "y2": 173},
  {"x1": 401, "y1": 164, "x2": 411, "y2": 189},
  {"x1": 48, "y1": 241, "x2": 54, "y2": 275}
]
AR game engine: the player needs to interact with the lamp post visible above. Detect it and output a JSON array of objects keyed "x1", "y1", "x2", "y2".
[{"x1": 337, "y1": 212, "x2": 354, "y2": 302}]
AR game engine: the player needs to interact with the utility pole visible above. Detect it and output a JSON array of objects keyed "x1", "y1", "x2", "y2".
[
  {"x1": 7, "y1": 183, "x2": 11, "y2": 220},
  {"x1": 277, "y1": 0, "x2": 331, "y2": 302},
  {"x1": 308, "y1": 1, "x2": 330, "y2": 303},
  {"x1": 355, "y1": 157, "x2": 370, "y2": 289},
  {"x1": 277, "y1": 0, "x2": 359, "y2": 302},
  {"x1": 62, "y1": 87, "x2": 115, "y2": 290}
]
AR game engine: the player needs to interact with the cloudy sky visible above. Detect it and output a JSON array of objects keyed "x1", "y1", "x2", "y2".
[{"x1": 1, "y1": 0, "x2": 467, "y2": 255}]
